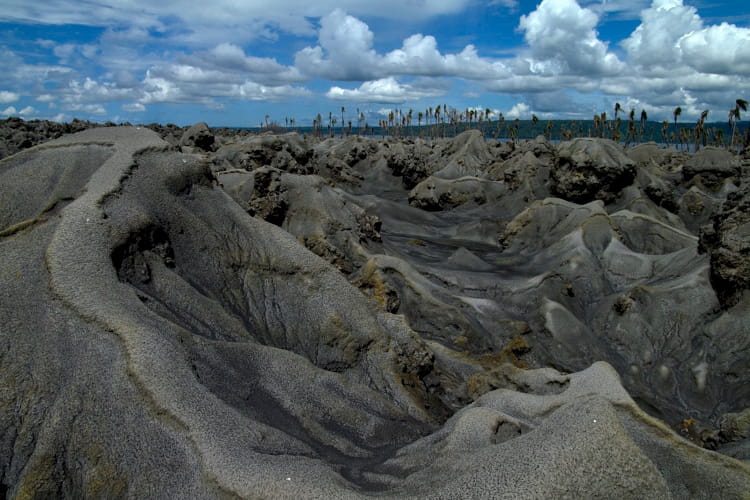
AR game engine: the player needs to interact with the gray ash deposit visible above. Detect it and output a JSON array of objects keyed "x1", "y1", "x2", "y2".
[{"x1": 1, "y1": 122, "x2": 749, "y2": 498}]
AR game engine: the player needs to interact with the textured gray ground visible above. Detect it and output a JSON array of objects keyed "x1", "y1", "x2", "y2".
[{"x1": 1, "y1": 126, "x2": 749, "y2": 498}]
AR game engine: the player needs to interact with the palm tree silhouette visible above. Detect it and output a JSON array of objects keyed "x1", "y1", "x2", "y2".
[
  {"x1": 673, "y1": 106, "x2": 682, "y2": 149},
  {"x1": 661, "y1": 120, "x2": 669, "y2": 145},
  {"x1": 694, "y1": 110, "x2": 709, "y2": 151},
  {"x1": 434, "y1": 106, "x2": 441, "y2": 137},
  {"x1": 730, "y1": 99, "x2": 748, "y2": 149},
  {"x1": 495, "y1": 112, "x2": 504, "y2": 140},
  {"x1": 614, "y1": 102, "x2": 622, "y2": 137},
  {"x1": 625, "y1": 108, "x2": 636, "y2": 146},
  {"x1": 679, "y1": 127, "x2": 690, "y2": 151},
  {"x1": 441, "y1": 103, "x2": 455, "y2": 137},
  {"x1": 593, "y1": 114, "x2": 601, "y2": 138},
  {"x1": 613, "y1": 117, "x2": 622, "y2": 143},
  {"x1": 713, "y1": 128, "x2": 724, "y2": 147}
]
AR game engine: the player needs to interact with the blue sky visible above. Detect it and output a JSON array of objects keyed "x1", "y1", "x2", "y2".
[{"x1": 1, "y1": 0, "x2": 748, "y2": 127}]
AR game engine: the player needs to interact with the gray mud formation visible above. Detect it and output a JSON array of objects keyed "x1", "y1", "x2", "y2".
[{"x1": 1, "y1": 125, "x2": 750, "y2": 498}]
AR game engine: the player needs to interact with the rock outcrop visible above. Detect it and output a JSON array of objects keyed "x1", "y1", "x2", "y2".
[
  {"x1": 700, "y1": 182, "x2": 750, "y2": 307},
  {"x1": 180, "y1": 121, "x2": 218, "y2": 152},
  {"x1": 552, "y1": 137, "x2": 636, "y2": 203},
  {"x1": 0, "y1": 117, "x2": 106, "y2": 160}
]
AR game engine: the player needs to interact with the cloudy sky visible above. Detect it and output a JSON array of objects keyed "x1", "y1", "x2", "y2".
[{"x1": 1, "y1": 0, "x2": 748, "y2": 127}]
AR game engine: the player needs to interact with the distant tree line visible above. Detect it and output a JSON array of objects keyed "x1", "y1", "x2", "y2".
[{"x1": 256, "y1": 99, "x2": 749, "y2": 151}]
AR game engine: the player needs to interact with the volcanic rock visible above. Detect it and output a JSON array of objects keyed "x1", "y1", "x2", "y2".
[
  {"x1": 0, "y1": 117, "x2": 104, "y2": 159},
  {"x1": 552, "y1": 137, "x2": 636, "y2": 203},
  {"x1": 699, "y1": 182, "x2": 750, "y2": 307},
  {"x1": 683, "y1": 146, "x2": 741, "y2": 190},
  {"x1": 180, "y1": 121, "x2": 218, "y2": 152}
]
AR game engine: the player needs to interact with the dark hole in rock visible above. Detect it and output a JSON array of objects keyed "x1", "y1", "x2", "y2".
[{"x1": 111, "y1": 225, "x2": 175, "y2": 285}]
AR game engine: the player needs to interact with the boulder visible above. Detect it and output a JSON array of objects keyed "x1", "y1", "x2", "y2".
[
  {"x1": 552, "y1": 138, "x2": 636, "y2": 203},
  {"x1": 408, "y1": 176, "x2": 506, "y2": 211},
  {"x1": 627, "y1": 142, "x2": 680, "y2": 168},
  {"x1": 432, "y1": 129, "x2": 495, "y2": 179},
  {"x1": 683, "y1": 146, "x2": 741, "y2": 189},
  {"x1": 220, "y1": 167, "x2": 381, "y2": 273},
  {"x1": 180, "y1": 121, "x2": 217, "y2": 152},
  {"x1": 385, "y1": 140, "x2": 437, "y2": 188}
]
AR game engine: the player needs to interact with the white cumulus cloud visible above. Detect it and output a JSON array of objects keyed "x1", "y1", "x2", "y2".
[
  {"x1": 234, "y1": 82, "x2": 311, "y2": 101},
  {"x1": 296, "y1": 10, "x2": 511, "y2": 82},
  {"x1": 680, "y1": 23, "x2": 750, "y2": 76},
  {"x1": 139, "y1": 67, "x2": 310, "y2": 105},
  {"x1": 53, "y1": 43, "x2": 98, "y2": 63},
  {"x1": 140, "y1": 72, "x2": 194, "y2": 104},
  {"x1": 519, "y1": 0, "x2": 624, "y2": 76},
  {"x1": 295, "y1": 9, "x2": 380, "y2": 80},
  {"x1": 382, "y1": 35, "x2": 510, "y2": 80},
  {"x1": 326, "y1": 77, "x2": 446, "y2": 104},
  {"x1": 505, "y1": 102, "x2": 530, "y2": 119},
  {"x1": 0, "y1": 91, "x2": 19, "y2": 103},
  {"x1": 67, "y1": 103, "x2": 106, "y2": 114},
  {"x1": 183, "y1": 43, "x2": 306, "y2": 86},
  {"x1": 621, "y1": 0, "x2": 703, "y2": 73},
  {"x1": 122, "y1": 102, "x2": 146, "y2": 112}
]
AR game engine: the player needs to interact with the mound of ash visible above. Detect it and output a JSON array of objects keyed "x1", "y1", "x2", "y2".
[{"x1": 1, "y1": 122, "x2": 749, "y2": 498}]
